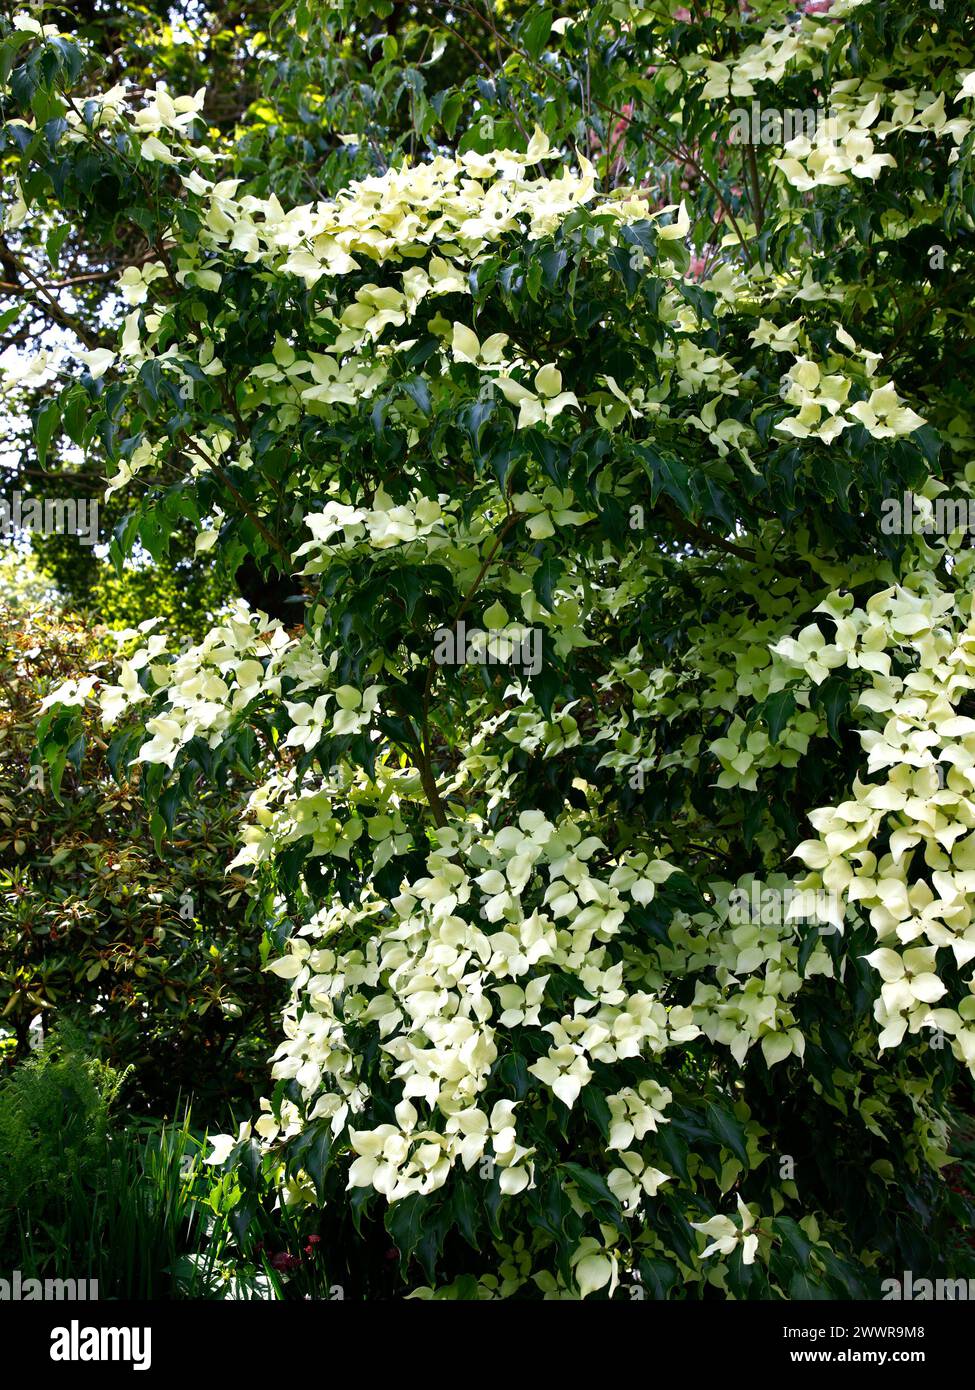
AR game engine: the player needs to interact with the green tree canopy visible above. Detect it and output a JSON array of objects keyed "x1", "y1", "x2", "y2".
[{"x1": 4, "y1": 0, "x2": 975, "y2": 1298}]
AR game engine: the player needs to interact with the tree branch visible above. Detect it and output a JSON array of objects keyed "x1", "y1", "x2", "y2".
[{"x1": 0, "y1": 236, "x2": 110, "y2": 350}]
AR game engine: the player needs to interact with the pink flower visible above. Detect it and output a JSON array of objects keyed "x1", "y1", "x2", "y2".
[{"x1": 271, "y1": 1251, "x2": 301, "y2": 1272}]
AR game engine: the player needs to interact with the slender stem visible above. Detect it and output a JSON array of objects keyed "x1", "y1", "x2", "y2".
[
  {"x1": 182, "y1": 438, "x2": 292, "y2": 568},
  {"x1": 417, "y1": 509, "x2": 524, "y2": 828},
  {"x1": 745, "y1": 139, "x2": 764, "y2": 234}
]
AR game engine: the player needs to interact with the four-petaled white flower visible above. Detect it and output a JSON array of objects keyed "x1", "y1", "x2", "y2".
[{"x1": 691, "y1": 1194, "x2": 761, "y2": 1265}]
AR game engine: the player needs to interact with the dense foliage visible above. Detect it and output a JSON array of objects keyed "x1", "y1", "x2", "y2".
[
  {"x1": 0, "y1": 1032, "x2": 243, "y2": 1298},
  {"x1": 3, "y1": 0, "x2": 975, "y2": 1299},
  {"x1": 0, "y1": 605, "x2": 280, "y2": 1119}
]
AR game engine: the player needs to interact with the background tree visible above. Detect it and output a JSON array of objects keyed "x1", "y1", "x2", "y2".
[{"x1": 0, "y1": 602, "x2": 283, "y2": 1121}]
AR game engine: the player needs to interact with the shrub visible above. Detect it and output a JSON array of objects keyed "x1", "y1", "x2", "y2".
[
  {"x1": 0, "y1": 1032, "x2": 227, "y2": 1298},
  {"x1": 0, "y1": 605, "x2": 282, "y2": 1120},
  {"x1": 0, "y1": 1032, "x2": 120, "y2": 1254}
]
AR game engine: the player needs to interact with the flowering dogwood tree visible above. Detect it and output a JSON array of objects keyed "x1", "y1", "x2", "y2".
[{"x1": 4, "y1": 0, "x2": 975, "y2": 1297}]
